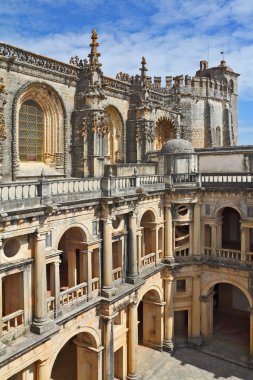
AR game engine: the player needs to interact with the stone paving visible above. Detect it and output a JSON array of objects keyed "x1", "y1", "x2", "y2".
[{"x1": 137, "y1": 345, "x2": 253, "y2": 380}]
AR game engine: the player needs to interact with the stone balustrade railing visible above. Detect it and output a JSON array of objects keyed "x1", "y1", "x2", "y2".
[
  {"x1": 0, "y1": 174, "x2": 164, "y2": 211},
  {"x1": 0, "y1": 42, "x2": 78, "y2": 77},
  {"x1": 59, "y1": 282, "x2": 88, "y2": 307},
  {"x1": 2, "y1": 309, "x2": 24, "y2": 335},
  {"x1": 112, "y1": 267, "x2": 122, "y2": 281},
  {"x1": 140, "y1": 252, "x2": 156, "y2": 269},
  {"x1": 0, "y1": 181, "x2": 39, "y2": 201},
  {"x1": 102, "y1": 76, "x2": 131, "y2": 93},
  {"x1": 201, "y1": 173, "x2": 253, "y2": 187}
]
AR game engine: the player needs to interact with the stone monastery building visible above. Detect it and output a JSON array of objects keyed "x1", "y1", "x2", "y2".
[{"x1": 0, "y1": 30, "x2": 253, "y2": 379}]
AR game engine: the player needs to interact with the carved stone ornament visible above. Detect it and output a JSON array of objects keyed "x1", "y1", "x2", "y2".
[
  {"x1": 136, "y1": 119, "x2": 155, "y2": 142},
  {"x1": 82, "y1": 110, "x2": 109, "y2": 136}
]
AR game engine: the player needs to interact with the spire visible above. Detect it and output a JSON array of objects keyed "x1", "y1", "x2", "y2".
[
  {"x1": 88, "y1": 29, "x2": 101, "y2": 69},
  {"x1": 140, "y1": 56, "x2": 148, "y2": 84}
]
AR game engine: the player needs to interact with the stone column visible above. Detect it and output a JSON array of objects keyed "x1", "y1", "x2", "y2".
[
  {"x1": 164, "y1": 205, "x2": 174, "y2": 263},
  {"x1": 102, "y1": 219, "x2": 115, "y2": 297},
  {"x1": 23, "y1": 265, "x2": 32, "y2": 326},
  {"x1": 241, "y1": 226, "x2": 249, "y2": 262},
  {"x1": 103, "y1": 316, "x2": 114, "y2": 380},
  {"x1": 0, "y1": 275, "x2": 6, "y2": 355},
  {"x1": 87, "y1": 250, "x2": 92, "y2": 300},
  {"x1": 193, "y1": 203, "x2": 201, "y2": 256},
  {"x1": 163, "y1": 275, "x2": 174, "y2": 351},
  {"x1": 37, "y1": 359, "x2": 50, "y2": 380},
  {"x1": 211, "y1": 224, "x2": 217, "y2": 256},
  {"x1": 53, "y1": 260, "x2": 61, "y2": 317},
  {"x1": 190, "y1": 274, "x2": 202, "y2": 345},
  {"x1": 127, "y1": 212, "x2": 139, "y2": 283},
  {"x1": 200, "y1": 295, "x2": 209, "y2": 340},
  {"x1": 250, "y1": 307, "x2": 253, "y2": 366},
  {"x1": 68, "y1": 249, "x2": 77, "y2": 288},
  {"x1": 31, "y1": 231, "x2": 54, "y2": 334},
  {"x1": 127, "y1": 301, "x2": 138, "y2": 380},
  {"x1": 137, "y1": 232, "x2": 142, "y2": 272}
]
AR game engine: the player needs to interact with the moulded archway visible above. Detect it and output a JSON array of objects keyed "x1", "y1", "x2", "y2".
[
  {"x1": 201, "y1": 281, "x2": 251, "y2": 365},
  {"x1": 51, "y1": 330, "x2": 101, "y2": 380},
  {"x1": 12, "y1": 81, "x2": 66, "y2": 178},
  {"x1": 138, "y1": 288, "x2": 163, "y2": 350},
  {"x1": 140, "y1": 210, "x2": 157, "y2": 258}
]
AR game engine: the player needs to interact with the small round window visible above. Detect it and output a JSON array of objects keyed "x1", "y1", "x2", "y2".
[
  {"x1": 112, "y1": 217, "x2": 121, "y2": 230},
  {"x1": 177, "y1": 205, "x2": 188, "y2": 216},
  {"x1": 4, "y1": 239, "x2": 20, "y2": 257}
]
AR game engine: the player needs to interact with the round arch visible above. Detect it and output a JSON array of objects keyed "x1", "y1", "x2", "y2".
[
  {"x1": 202, "y1": 279, "x2": 252, "y2": 307},
  {"x1": 137, "y1": 285, "x2": 163, "y2": 307},
  {"x1": 213, "y1": 204, "x2": 243, "y2": 219},
  {"x1": 49, "y1": 327, "x2": 101, "y2": 380},
  {"x1": 54, "y1": 223, "x2": 90, "y2": 249},
  {"x1": 49, "y1": 326, "x2": 101, "y2": 370},
  {"x1": 12, "y1": 81, "x2": 67, "y2": 179},
  {"x1": 139, "y1": 208, "x2": 157, "y2": 225}
]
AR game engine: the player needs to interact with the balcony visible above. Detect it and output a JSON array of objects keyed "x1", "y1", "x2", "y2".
[
  {"x1": 139, "y1": 252, "x2": 156, "y2": 272},
  {"x1": 2, "y1": 309, "x2": 25, "y2": 339},
  {"x1": 0, "y1": 174, "x2": 165, "y2": 212}
]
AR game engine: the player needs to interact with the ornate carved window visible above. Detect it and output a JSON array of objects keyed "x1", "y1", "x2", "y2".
[{"x1": 19, "y1": 100, "x2": 44, "y2": 161}]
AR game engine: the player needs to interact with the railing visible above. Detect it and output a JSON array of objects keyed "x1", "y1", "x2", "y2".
[
  {"x1": 201, "y1": 173, "x2": 253, "y2": 187},
  {"x1": 2, "y1": 309, "x2": 24, "y2": 334},
  {"x1": 91, "y1": 277, "x2": 99, "y2": 291},
  {"x1": 175, "y1": 247, "x2": 189, "y2": 257},
  {"x1": 204, "y1": 247, "x2": 212, "y2": 256},
  {"x1": 139, "y1": 175, "x2": 164, "y2": 185},
  {"x1": 0, "y1": 181, "x2": 39, "y2": 201},
  {"x1": 114, "y1": 177, "x2": 135, "y2": 190},
  {"x1": 112, "y1": 267, "x2": 122, "y2": 281},
  {"x1": 60, "y1": 282, "x2": 88, "y2": 307},
  {"x1": 215, "y1": 248, "x2": 241, "y2": 261},
  {"x1": 51, "y1": 178, "x2": 101, "y2": 195},
  {"x1": 47, "y1": 296, "x2": 55, "y2": 313},
  {"x1": 140, "y1": 252, "x2": 156, "y2": 269},
  {"x1": 0, "y1": 42, "x2": 78, "y2": 77},
  {"x1": 172, "y1": 173, "x2": 198, "y2": 184},
  {"x1": 102, "y1": 76, "x2": 131, "y2": 93}
]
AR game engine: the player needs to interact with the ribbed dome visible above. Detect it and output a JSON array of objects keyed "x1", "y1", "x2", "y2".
[{"x1": 161, "y1": 139, "x2": 194, "y2": 154}]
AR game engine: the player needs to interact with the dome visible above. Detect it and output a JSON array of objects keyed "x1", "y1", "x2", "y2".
[
  {"x1": 161, "y1": 138, "x2": 194, "y2": 154},
  {"x1": 218, "y1": 59, "x2": 234, "y2": 73}
]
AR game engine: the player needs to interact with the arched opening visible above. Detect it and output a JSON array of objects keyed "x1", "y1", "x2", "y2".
[
  {"x1": 15, "y1": 83, "x2": 65, "y2": 175},
  {"x1": 51, "y1": 332, "x2": 100, "y2": 380},
  {"x1": 104, "y1": 106, "x2": 124, "y2": 164},
  {"x1": 155, "y1": 116, "x2": 176, "y2": 150},
  {"x1": 203, "y1": 283, "x2": 250, "y2": 364},
  {"x1": 19, "y1": 100, "x2": 44, "y2": 161},
  {"x1": 54, "y1": 227, "x2": 100, "y2": 309},
  {"x1": 137, "y1": 289, "x2": 163, "y2": 349},
  {"x1": 221, "y1": 207, "x2": 241, "y2": 250},
  {"x1": 229, "y1": 79, "x2": 234, "y2": 94},
  {"x1": 140, "y1": 211, "x2": 157, "y2": 271},
  {"x1": 215, "y1": 126, "x2": 221, "y2": 147}
]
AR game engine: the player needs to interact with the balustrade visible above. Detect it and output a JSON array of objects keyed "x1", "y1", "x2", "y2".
[
  {"x1": 140, "y1": 252, "x2": 156, "y2": 269},
  {"x1": 112, "y1": 267, "x2": 122, "y2": 281},
  {"x1": 59, "y1": 282, "x2": 88, "y2": 307},
  {"x1": 2, "y1": 310, "x2": 24, "y2": 335},
  {"x1": 215, "y1": 248, "x2": 241, "y2": 261}
]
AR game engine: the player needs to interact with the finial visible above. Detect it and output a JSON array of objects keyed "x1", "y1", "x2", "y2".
[
  {"x1": 88, "y1": 29, "x2": 102, "y2": 68},
  {"x1": 140, "y1": 56, "x2": 148, "y2": 83}
]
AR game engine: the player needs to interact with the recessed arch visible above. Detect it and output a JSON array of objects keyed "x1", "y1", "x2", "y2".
[
  {"x1": 12, "y1": 81, "x2": 67, "y2": 179},
  {"x1": 104, "y1": 105, "x2": 124, "y2": 163},
  {"x1": 50, "y1": 327, "x2": 101, "y2": 380},
  {"x1": 202, "y1": 279, "x2": 252, "y2": 307},
  {"x1": 155, "y1": 115, "x2": 180, "y2": 150}
]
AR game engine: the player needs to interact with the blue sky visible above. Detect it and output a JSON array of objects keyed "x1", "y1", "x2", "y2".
[{"x1": 1, "y1": 0, "x2": 253, "y2": 144}]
